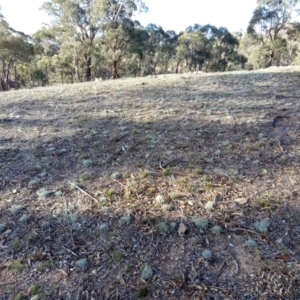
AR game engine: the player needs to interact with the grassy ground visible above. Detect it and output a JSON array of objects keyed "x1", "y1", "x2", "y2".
[{"x1": 0, "y1": 67, "x2": 300, "y2": 299}]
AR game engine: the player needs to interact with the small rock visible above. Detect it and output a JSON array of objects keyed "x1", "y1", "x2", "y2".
[
  {"x1": 234, "y1": 197, "x2": 248, "y2": 205},
  {"x1": 187, "y1": 200, "x2": 193, "y2": 206},
  {"x1": 178, "y1": 223, "x2": 188, "y2": 236}
]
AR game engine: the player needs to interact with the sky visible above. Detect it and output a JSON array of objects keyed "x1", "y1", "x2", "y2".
[{"x1": 0, "y1": 0, "x2": 258, "y2": 35}]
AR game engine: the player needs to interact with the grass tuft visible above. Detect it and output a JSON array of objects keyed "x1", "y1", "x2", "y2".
[
  {"x1": 193, "y1": 217, "x2": 209, "y2": 229},
  {"x1": 254, "y1": 219, "x2": 270, "y2": 233},
  {"x1": 141, "y1": 263, "x2": 153, "y2": 280},
  {"x1": 155, "y1": 222, "x2": 169, "y2": 234},
  {"x1": 211, "y1": 225, "x2": 221, "y2": 235},
  {"x1": 202, "y1": 249, "x2": 212, "y2": 260},
  {"x1": 79, "y1": 172, "x2": 92, "y2": 182},
  {"x1": 112, "y1": 251, "x2": 124, "y2": 263},
  {"x1": 75, "y1": 258, "x2": 89, "y2": 271}
]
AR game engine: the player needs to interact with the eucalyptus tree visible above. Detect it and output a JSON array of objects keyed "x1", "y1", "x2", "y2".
[
  {"x1": 142, "y1": 24, "x2": 178, "y2": 75},
  {"x1": 0, "y1": 13, "x2": 34, "y2": 90},
  {"x1": 42, "y1": 0, "x2": 147, "y2": 81},
  {"x1": 176, "y1": 26, "x2": 210, "y2": 72},
  {"x1": 247, "y1": 0, "x2": 300, "y2": 66}
]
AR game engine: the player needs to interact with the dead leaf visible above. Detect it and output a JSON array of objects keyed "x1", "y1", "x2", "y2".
[{"x1": 234, "y1": 197, "x2": 248, "y2": 205}]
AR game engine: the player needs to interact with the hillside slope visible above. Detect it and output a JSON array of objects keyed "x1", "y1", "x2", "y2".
[{"x1": 0, "y1": 67, "x2": 300, "y2": 299}]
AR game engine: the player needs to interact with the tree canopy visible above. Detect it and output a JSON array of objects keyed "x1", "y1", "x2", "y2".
[{"x1": 1, "y1": 0, "x2": 300, "y2": 90}]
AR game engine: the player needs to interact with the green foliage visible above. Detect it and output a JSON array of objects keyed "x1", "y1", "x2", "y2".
[
  {"x1": 193, "y1": 217, "x2": 209, "y2": 229},
  {"x1": 112, "y1": 251, "x2": 124, "y2": 263},
  {"x1": 75, "y1": 258, "x2": 89, "y2": 271},
  {"x1": 79, "y1": 172, "x2": 92, "y2": 182},
  {"x1": 8, "y1": 259, "x2": 26, "y2": 273},
  {"x1": 0, "y1": 223, "x2": 6, "y2": 233},
  {"x1": 211, "y1": 225, "x2": 221, "y2": 235},
  {"x1": 155, "y1": 222, "x2": 169, "y2": 234},
  {"x1": 244, "y1": 238, "x2": 258, "y2": 247},
  {"x1": 201, "y1": 249, "x2": 212, "y2": 260},
  {"x1": 141, "y1": 263, "x2": 153, "y2": 280},
  {"x1": 137, "y1": 286, "x2": 148, "y2": 298},
  {"x1": 254, "y1": 219, "x2": 271, "y2": 233}
]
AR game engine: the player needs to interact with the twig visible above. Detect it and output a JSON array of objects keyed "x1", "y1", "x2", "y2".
[
  {"x1": 0, "y1": 281, "x2": 17, "y2": 286},
  {"x1": 222, "y1": 250, "x2": 239, "y2": 274},
  {"x1": 276, "y1": 139, "x2": 285, "y2": 155},
  {"x1": 159, "y1": 158, "x2": 177, "y2": 169},
  {"x1": 0, "y1": 138, "x2": 13, "y2": 143},
  {"x1": 67, "y1": 180, "x2": 100, "y2": 203},
  {"x1": 62, "y1": 245, "x2": 78, "y2": 257},
  {"x1": 226, "y1": 227, "x2": 259, "y2": 235},
  {"x1": 111, "y1": 178, "x2": 127, "y2": 187}
]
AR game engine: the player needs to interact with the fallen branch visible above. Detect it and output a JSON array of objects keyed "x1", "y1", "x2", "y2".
[
  {"x1": 223, "y1": 250, "x2": 239, "y2": 274},
  {"x1": 0, "y1": 281, "x2": 17, "y2": 286},
  {"x1": 67, "y1": 180, "x2": 100, "y2": 203}
]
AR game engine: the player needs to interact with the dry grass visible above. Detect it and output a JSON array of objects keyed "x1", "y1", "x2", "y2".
[{"x1": 0, "y1": 67, "x2": 300, "y2": 299}]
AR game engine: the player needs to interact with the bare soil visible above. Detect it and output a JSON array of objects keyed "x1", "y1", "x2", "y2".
[{"x1": 0, "y1": 67, "x2": 300, "y2": 299}]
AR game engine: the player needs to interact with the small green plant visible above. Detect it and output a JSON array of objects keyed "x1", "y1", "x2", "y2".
[
  {"x1": 19, "y1": 214, "x2": 29, "y2": 224},
  {"x1": 119, "y1": 215, "x2": 131, "y2": 225},
  {"x1": 211, "y1": 225, "x2": 221, "y2": 235},
  {"x1": 79, "y1": 172, "x2": 92, "y2": 182},
  {"x1": 107, "y1": 188, "x2": 116, "y2": 198},
  {"x1": 155, "y1": 222, "x2": 169, "y2": 234},
  {"x1": 153, "y1": 195, "x2": 166, "y2": 206},
  {"x1": 202, "y1": 249, "x2": 212, "y2": 260},
  {"x1": 15, "y1": 292, "x2": 26, "y2": 300},
  {"x1": 169, "y1": 222, "x2": 177, "y2": 232},
  {"x1": 161, "y1": 168, "x2": 171, "y2": 176},
  {"x1": 28, "y1": 179, "x2": 39, "y2": 189},
  {"x1": 37, "y1": 259, "x2": 55, "y2": 272},
  {"x1": 82, "y1": 159, "x2": 93, "y2": 167},
  {"x1": 141, "y1": 263, "x2": 153, "y2": 280},
  {"x1": 99, "y1": 223, "x2": 108, "y2": 230},
  {"x1": 137, "y1": 286, "x2": 148, "y2": 298},
  {"x1": 244, "y1": 238, "x2": 257, "y2": 247},
  {"x1": 141, "y1": 170, "x2": 150, "y2": 178},
  {"x1": 0, "y1": 223, "x2": 6, "y2": 233},
  {"x1": 41, "y1": 221, "x2": 51, "y2": 229},
  {"x1": 111, "y1": 172, "x2": 123, "y2": 179},
  {"x1": 146, "y1": 186, "x2": 156, "y2": 195},
  {"x1": 186, "y1": 184, "x2": 196, "y2": 192},
  {"x1": 36, "y1": 188, "x2": 52, "y2": 199},
  {"x1": 161, "y1": 204, "x2": 172, "y2": 211},
  {"x1": 168, "y1": 191, "x2": 182, "y2": 199},
  {"x1": 194, "y1": 168, "x2": 202, "y2": 175},
  {"x1": 193, "y1": 217, "x2": 209, "y2": 229},
  {"x1": 8, "y1": 259, "x2": 26, "y2": 273},
  {"x1": 55, "y1": 190, "x2": 63, "y2": 197},
  {"x1": 204, "y1": 200, "x2": 215, "y2": 211},
  {"x1": 31, "y1": 282, "x2": 43, "y2": 295},
  {"x1": 214, "y1": 150, "x2": 221, "y2": 156},
  {"x1": 112, "y1": 251, "x2": 124, "y2": 263},
  {"x1": 254, "y1": 219, "x2": 270, "y2": 233},
  {"x1": 9, "y1": 205, "x2": 23, "y2": 215},
  {"x1": 75, "y1": 258, "x2": 89, "y2": 271}
]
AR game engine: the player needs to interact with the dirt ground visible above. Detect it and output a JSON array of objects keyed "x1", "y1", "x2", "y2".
[{"x1": 0, "y1": 67, "x2": 300, "y2": 299}]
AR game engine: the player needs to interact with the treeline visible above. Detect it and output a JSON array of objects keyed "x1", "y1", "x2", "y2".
[{"x1": 1, "y1": 0, "x2": 300, "y2": 90}]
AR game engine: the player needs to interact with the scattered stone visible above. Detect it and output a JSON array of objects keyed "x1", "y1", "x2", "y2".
[
  {"x1": 234, "y1": 197, "x2": 248, "y2": 205},
  {"x1": 178, "y1": 222, "x2": 188, "y2": 236}
]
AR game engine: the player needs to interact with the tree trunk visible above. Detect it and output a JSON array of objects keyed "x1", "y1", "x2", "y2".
[
  {"x1": 85, "y1": 56, "x2": 92, "y2": 81},
  {"x1": 112, "y1": 60, "x2": 120, "y2": 79},
  {"x1": 268, "y1": 50, "x2": 275, "y2": 67}
]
